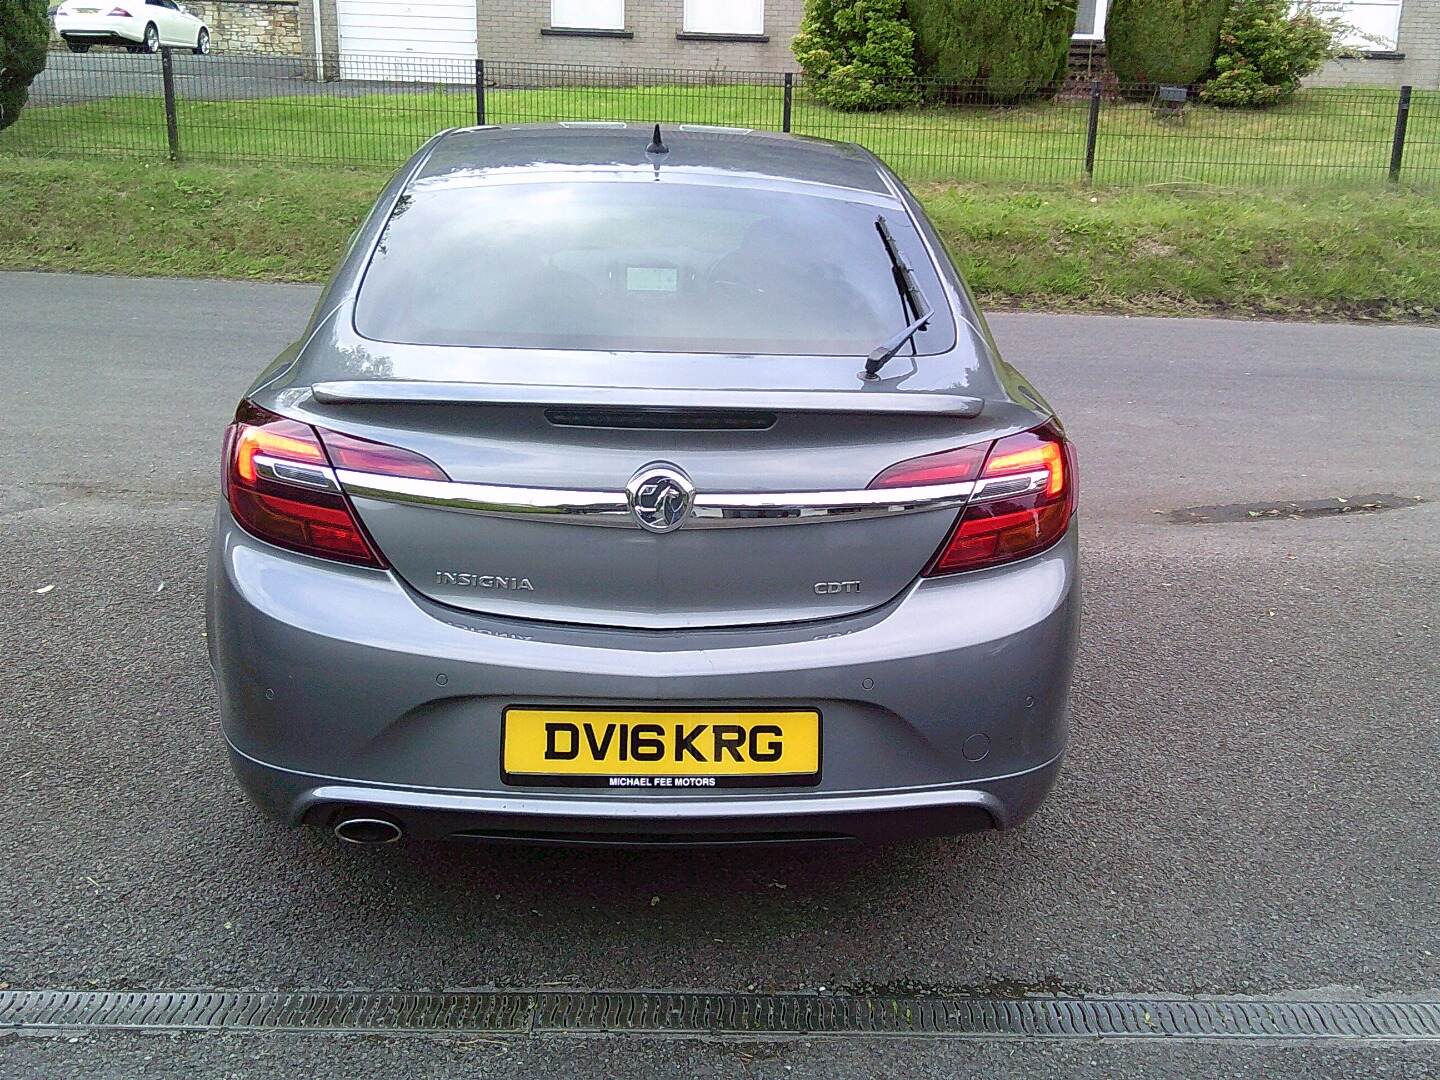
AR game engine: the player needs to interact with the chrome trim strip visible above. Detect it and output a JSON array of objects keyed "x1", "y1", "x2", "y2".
[
  {"x1": 970, "y1": 471, "x2": 1050, "y2": 502},
  {"x1": 252, "y1": 454, "x2": 340, "y2": 494},
  {"x1": 337, "y1": 470, "x2": 632, "y2": 524},
  {"x1": 689, "y1": 482, "x2": 975, "y2": 527},
  {"x1": 310, "y1": 381, "x2": 985, "y2": 418},
  {"x1": 333, "y1": 468, "x2": 1050, "y2": 528}
]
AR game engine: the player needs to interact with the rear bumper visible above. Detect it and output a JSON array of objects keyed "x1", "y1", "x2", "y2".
[
  {"x1": 230, "y1": 743, "x2": 1064, "y2": 845},
  {"x1": 56, "y1": 20, "x2": 146, "y2": 44},
  {"x1": 208, "y1": 510, "x2": 1079, "y2": 843}
]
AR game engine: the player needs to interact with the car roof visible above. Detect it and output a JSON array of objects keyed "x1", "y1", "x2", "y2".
[{"x1": 414, "y1": 123, "x2": 896, "y2": 199}]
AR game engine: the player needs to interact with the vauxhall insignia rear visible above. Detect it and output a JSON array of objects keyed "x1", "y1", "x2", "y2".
[{"x1": 206, "y1": 123, "x2": 1079, "y2": 847}]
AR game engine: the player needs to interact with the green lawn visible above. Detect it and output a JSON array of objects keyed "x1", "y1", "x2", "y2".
[
  {"x1": 4, "y1": 81, "x2": 1438, "y2": 186},
  {"x1": 2, "y1": 155, "x2": 1435, "y2": 321}
]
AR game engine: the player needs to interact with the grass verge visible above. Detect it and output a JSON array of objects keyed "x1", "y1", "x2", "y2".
[{"x1": 1, "y1": 155, "x2": 1436, "y2": 321}]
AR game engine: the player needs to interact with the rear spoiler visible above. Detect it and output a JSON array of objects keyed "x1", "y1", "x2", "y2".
[{"x1": 309, "y1": 381, "x2": 985, "y2": 418}]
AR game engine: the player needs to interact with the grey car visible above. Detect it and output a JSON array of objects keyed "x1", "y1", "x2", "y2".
[{"x1": 206, "y1": 123, "x2": 1079, "y2": 847}]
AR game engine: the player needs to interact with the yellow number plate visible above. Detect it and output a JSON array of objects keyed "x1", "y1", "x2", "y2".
[{"x1": 502, "y1": 709, "x2": 821, "y2": 786}]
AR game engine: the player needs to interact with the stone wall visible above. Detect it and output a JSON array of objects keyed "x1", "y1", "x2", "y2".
[
  {"x1": 1308, "y1": 0, "x2": 1440, "y2": 89},
  {"x1": 190, "y1": 0, "x2": 302, "y2": 55}
]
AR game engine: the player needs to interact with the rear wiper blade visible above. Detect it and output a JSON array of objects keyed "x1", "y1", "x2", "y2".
[{"x1": 864, "y1": 215, "x2": 935, "y2": 380}]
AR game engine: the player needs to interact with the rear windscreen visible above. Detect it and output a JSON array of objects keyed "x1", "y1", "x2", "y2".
[{"x1": 354, "y1": 180, "x2": 954, "y2": 356}]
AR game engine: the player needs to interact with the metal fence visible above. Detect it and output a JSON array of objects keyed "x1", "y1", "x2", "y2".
[{"x1": 10, "y1": 48, "x2": 1439, "y2": 187}]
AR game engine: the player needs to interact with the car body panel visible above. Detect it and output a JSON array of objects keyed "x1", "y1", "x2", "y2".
[{"x1": 254, "y1": 347, "x2": 1049, "y2": 627}]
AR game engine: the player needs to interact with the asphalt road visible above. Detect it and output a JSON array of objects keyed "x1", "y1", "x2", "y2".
[
  {"x1": 1, "y1": 271, "x2": 1438, "y2": 1077},
  {"x1": 32, "y1": 50, "x2": 472, "y2": 104},
  {"x1": 32, "y1": 51, "x2": 310, "y2": 104}
]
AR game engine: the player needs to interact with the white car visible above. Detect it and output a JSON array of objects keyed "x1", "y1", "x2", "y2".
[{"x1": 55, "y1": 0, "x2": 210, "y2": 54}]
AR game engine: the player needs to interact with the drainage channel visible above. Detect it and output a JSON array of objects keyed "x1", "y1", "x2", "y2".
[{"x1": 3, "y1": 991, "x2": 1439, "y2": 1041}]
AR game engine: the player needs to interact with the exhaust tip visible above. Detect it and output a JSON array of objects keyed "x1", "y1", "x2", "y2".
[{"x1": 333, "y1": 816, "x2": 403, "y2": 845}]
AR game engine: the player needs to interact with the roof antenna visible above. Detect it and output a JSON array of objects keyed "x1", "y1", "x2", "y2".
[{"x1": 645, "y1": 123, "x2": 669, "y2": 155}]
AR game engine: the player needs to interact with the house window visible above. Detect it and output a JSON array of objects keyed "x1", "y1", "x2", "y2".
[
  {"x1": 551, "y1": 0, "x2": 624, "y2": 31},
  {"x1": 1304, "y1": 0, "x2": 1402, "y2": 51},
  {"x1": 1072, "y1": 0, "x2": 1109, "y2": 39},
  {"x1": 683, "y1": 0, "x2": 764, "y2": 36}
]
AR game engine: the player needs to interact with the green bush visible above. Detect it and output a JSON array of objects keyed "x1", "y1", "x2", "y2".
[
  {"x1": 1199, "y1": 0, "x2": 1338, "y2": 107},
  {"x1": 0, "y1": 0, "x2": 50, "y2": 131},
  {"x1": 1106, "y1": 0, "x2": 1229, "y2": 86},
  {"x1": 904, "y1": 0, "x2": 1076, "y2": 101},
  {"x1": 792, "y1": 0, "x2": 920, "y2": 111}
]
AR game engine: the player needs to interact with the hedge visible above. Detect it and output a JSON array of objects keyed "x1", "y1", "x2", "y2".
[
  {"x1": 1105, "y1": 0, "x2": 1229, "y2": 86},
  {"x1": 905, "y1": 0, "x2": 1076, "y2": 100}
]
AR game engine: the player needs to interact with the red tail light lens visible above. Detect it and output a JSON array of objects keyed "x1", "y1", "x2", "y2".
[
  {"x1": 107, "y1": 6, "x2": 132, "y2": 14},
  {"x1": 316, "y1": 428, "x2": 448, "y2": 481},
  {"x1": 919, "y1": 423, "x2": 1075, "y2": 577},
  {"x1": 868, "y1": 444, "x2": 988, "y2": 489},
  {"x1": 224, "y1": 402, "x2": 448, "y2": 567}
]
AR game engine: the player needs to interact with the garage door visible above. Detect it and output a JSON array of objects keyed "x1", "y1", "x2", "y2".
[{"x1": 337, "y1": 0, "x2": 477, "y2": 82}]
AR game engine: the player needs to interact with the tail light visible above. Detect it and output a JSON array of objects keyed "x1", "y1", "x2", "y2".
[
  {"x1": 868, "y1": 444, "x2": 988, "y2": 489},
  {"x1": 107, "y1": 6, "x2": 132, "y2": 14},
  {"x1": 870, "y1": 421, "x2": 1076, "y2": 576},
  {"x1": 223, "y1": 401, "x2": 447, "y2": 567}
]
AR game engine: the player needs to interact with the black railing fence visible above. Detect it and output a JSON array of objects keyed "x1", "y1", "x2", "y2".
[{"x1": 9, "y1": 48, "x2": 1438, "y2": 186}]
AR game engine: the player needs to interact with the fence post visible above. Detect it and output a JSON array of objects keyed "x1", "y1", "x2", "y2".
[
  {"x1": 1389, "y1": 84, "x2": 1412, "y2": 183},
  {"x1": 1084, "y1": 80, "x2": 1101, "y2": 182},
  {"x1": 160, "y1": 47, "x2": 181, "y2": 162},
  {"x1": 475, "y1": 58, "x2": 486, "y2": 125},
  {"x1": 782, "y1": 72, "x2": 793, "y2": 133}
]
